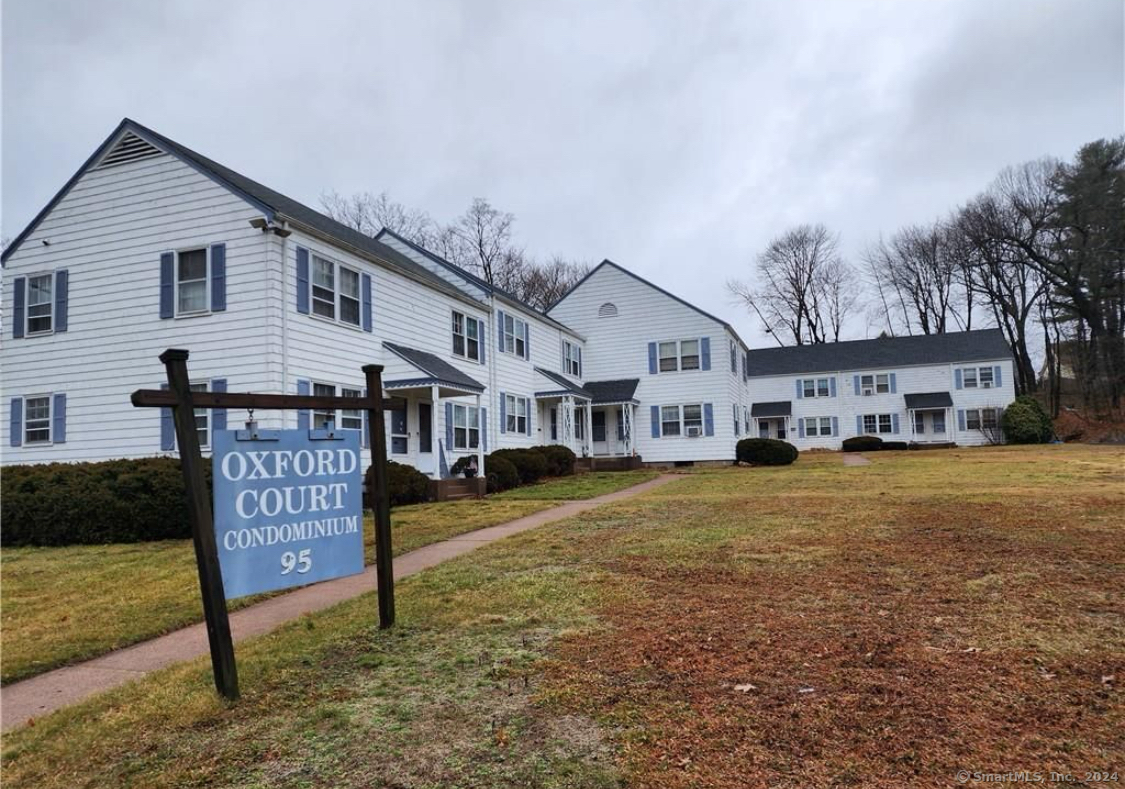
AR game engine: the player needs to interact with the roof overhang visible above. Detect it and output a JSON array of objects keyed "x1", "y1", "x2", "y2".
[
  {"x1": 904, "y1": 391, "x2": 954, "y2": 409},
  {"x1": 751, "y1": 401, "x2": 792, "y2": 418},
  {"x1": 384, "y1": 379, "x2": 484, "y2": 398}
]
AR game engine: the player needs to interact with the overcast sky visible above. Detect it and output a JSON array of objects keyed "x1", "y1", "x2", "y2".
[{"x1": 3, "y1": 0, "x2": 1122, "y2": 347}]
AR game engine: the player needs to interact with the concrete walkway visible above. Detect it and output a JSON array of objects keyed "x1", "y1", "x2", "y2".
[
  {"x1": 1, "y1": 474, "x2": 678, "y2": 731},
  {"x1": 842, "y1": 453, "x2": 872, "y2": 466}
]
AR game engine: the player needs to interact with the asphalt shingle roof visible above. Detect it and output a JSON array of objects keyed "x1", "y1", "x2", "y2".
[
  {"x1": 745, "y1": 329, "x2": 1012, "y2": 378},
  {"x1": 751, "y1": 401, "x2": 792, "y2": 417},
  {"x1": 583, "y1": 379, "x2": 640, "y2": 405},
  {"x1": 383, "y1": 342, "x2": 486, "y2": 392},
  {"x1": 904, "y1": 392, "x2": 954, "y2": 409},
  {"x1": 534, "y1": 368, "x2": 592, "y2": 398}
]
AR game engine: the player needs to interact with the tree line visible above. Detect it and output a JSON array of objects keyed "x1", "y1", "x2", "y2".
[
  {"x1": 727, "y1": 136, "x2": 1124, "y2": 414},
  {"x1": 321, "y1": 191, "x2": 590, "y2": 311}
]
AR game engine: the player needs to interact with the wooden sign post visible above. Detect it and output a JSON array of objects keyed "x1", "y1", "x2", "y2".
[{"x1": 132, "y1": 348, "x2": 395, "y2": 701}]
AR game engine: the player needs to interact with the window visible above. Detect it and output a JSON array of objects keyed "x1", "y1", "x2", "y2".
[
  {"x1": 452, "y1": 404, "x2": 480, "y2": 450},
  {"x1": 962, "y1": 367, "x2": 978, "y2": 388},
  {"x1": 860, "y1": 374, "x2": 889, "y2": 395},
  {"x1": 452, "y1": 312, "x2": 480, "y2": 361},
  {"x1": 26, "y1": 274, "x2": 53, "y2": 334},
  {"x1": 801, "y1": 378, "x2": 832, "y2": 398},
  {"x1": 310, "y1": 384, "x2": 364, "y2": 433},
  {"x1": 506, "y1": 394, "x2": 528, "y2": 433},
  {"x1": 966, "y1": 408, "x2": 999, "y2": 431},
  {"x1": 683, "y1": 404, "x2": 703, "y2": 434},
  {"x1": 983, "y1": 409, "x2": 998, "y2": 429},
  {"x1": 934, "y1": 412, "x2": 946, "y2": 433},
  {"x1": 730, "y1": 341, "x2": 737, "y2": 373},
  {"x1": 190, "y1": 383, "x2": 210, "y2": 447},
  {"x1": 341, "y1": 388, "x2": 363, "y2": 431},
  {"x1": 564, "y1": 340, "x2": 581, "y2": 377},
  {"x1": 879, "y1": 414, "x2": 892, "y2": 434},
  {"x1": 661, "y1": 406, "x2": 681, "y2": 436},
  {"x1": 390, "y1": 407, "x2": 408, "y2": 454},
  {"x1": 503, "y1": 314, "x2": 527, "y2": 357},
  {"x1": 978, "y1": 367, "x2": 994, "y2": 388},
  {"x1": 311, "y1": 255, "x2": 361, "y2": 326},
  {"x1": 863, "y1": 414, "x2": 893, "y2": 435},
  {"x1": 24, "y1": 396, "x2": 51, "y2": 444},
  {"x1": 313, "y1": 383, "x2": 337, "y2": 429},
  {"x1": 657, "y1": 339, "x2": 703, "y2": 373},
  {"x1": 804, "y1": 416, "x2": 833, "y2": 437},
  {"x1": 177, "y1": 249, "x2": 208, "y2": 314}
]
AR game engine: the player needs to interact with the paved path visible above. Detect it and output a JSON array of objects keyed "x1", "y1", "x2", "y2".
[
  {"x1": 1, "y1": 474, "x2": 677, "y2": 732},
  {"x1": 842, "y1": 453, "x2": 872, "y2": 466}
]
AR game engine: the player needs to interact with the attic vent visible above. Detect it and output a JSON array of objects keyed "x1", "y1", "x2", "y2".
[
  {"x1": 96, "y1": 133, "x2": 164, "y2": 169},
  {"x1": 598, "y1": 302, "x2": 618, "y2": 318}
]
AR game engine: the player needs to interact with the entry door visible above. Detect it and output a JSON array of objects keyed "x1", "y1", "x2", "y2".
[
  {"x1": 416, "y1": 402, "x2": 434, "y2": 475},
  {"x1": 592, "y1": 410, "x2": 608, "y2": 455},
  {"x1": 759, "y1": 419, "x2": 770, "y2": 438}
]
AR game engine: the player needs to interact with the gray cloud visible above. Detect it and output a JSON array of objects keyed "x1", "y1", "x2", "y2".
[{"x1": 3, "y1": 0, "x2": 1121, "y2": 346}]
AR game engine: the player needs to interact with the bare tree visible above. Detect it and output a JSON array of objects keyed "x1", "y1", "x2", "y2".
[
  {"x1": 320, "y1": 190, "x2": 436, "y2": 244},
  {"x1": 728, "y1": 224, "x2": 855, "y2": 345},
  {"x1": 513, "y1": 255, "x2": 592, "y2": 311}
]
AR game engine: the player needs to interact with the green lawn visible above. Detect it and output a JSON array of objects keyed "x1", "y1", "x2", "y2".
[
  {"x1": 494, "y1": 469, "x2": 660, "y2": 500},
  {"x1": 4, "y1": 446, "x2": 1122, "y2": 789}
]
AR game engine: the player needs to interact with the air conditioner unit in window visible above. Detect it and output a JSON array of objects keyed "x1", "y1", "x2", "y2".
[
  {"x1": 686, "y1": 426, "x2": 702, "y2": 437},
  {"x1": 863, "y1": 388, "x2": 874, "y2": 396},
  {"x1": 982, "y1": 382, "x2": 992, "y2": 388}
]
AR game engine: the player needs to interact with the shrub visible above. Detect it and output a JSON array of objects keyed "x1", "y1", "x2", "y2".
[
  {"x1": 1002, "y1": 396, "x2": 1053, "y2": 444},
  {"x1": 1, "y1": 457, "x2": 209, "y2": 546},
  {"x1": 882, "y1": 441, "x2": 909, "y2": 451},
  {"x1": 366, "y1": 460, "x2": 430, "y2": 508},
  {"x1": 449, "y1": 455, "x2": 479, "y2": 477},
  {"x1": 531, "y1": 445, "x2": 576, "y2": 477},
  {"x1": 842, "y1": 435, "x2": 883, "y2": 452},
  {"x1": 484, "y1": 454, "x2": 520, "y2": 493},
  {"x1": 735, "y1": 438, "x2": 798, "y2": 466},
  {"x1": 490, "y1": 448, "x2": 549, "y2": 484}
]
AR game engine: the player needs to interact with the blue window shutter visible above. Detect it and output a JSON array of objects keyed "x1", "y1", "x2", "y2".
[
  {"x1": 210, "y1": 243, "x2": 226, "y2": 311},
  {"x1": 211, "y1": 379, "x2": 227, "y2": 432},
  {"x1": 526, "y1": 400, "x2": 532, "y2": 436},
  {"x1": 954, "y1": 369, "x2": 963, "y2": 390},
  {"x1": 730, "y1": 342, "x2": 737, "y2": 373},
  {"x1": 829, "y1": 377, "x2": 837, "y2": 397},
  {"x1": 497, "y1": 310, "x2": 505, "y2": 351},
  {"x1": 361, "y1": 389, "x2": 369, "y2": 448},
  {"x1": 560, "y1": 338, "x2": 566, "y2": 371},
  {"x1": 703, "y1": 403, "x2": 714, "y2": 436},
  {"x1": 10, "y1": 397, "x2": 23, "y2": 447},
  {"x1": 576, "y1": 347, "x2": 582, "y2": 377},
  {"x1": 889, "y1": 373, "x2": 897, "y2": 394},
  {"x1": 478, "y1": 319, "x2": 486, "y2": 365},
  {"x1": 853, "y1": 374, "x2": 860, "y2": 394},
  {"x1": 500, "y1": 392, "x2": 507, "y2": 434},
  {"x1": 297, "y1": 379, "x2": 310, "y2": 429},
  {"x1": 12, "y1": 277, "x2": 26, "y2": 339},
  {"x1": 856, "y1": 415, "x2": 863, "y2": 435},
  {"x1": 650, "y1": 405, "x2": 660, "y2": 438},
  {"x1": 53, "y1": 393, "x2": 67, "y2": 444},
  {"x1": 362, "y1": 273, "x2": 373, "y2": 332},
  {"x1": 159, "y1": 253, "x2": 174, "y2": 318},
  {"x1": 958, "y1": 409, "x2": 966, "y2": 431},
  {"x1": 648, "y1": 342, "x2": 658, "y2": 375},
  {"x1": 296, "y1": 247, "x2": 310, "y2": 314},
  {"x1": 481, "y1": 407, "x2": 488, "y2": 451},
  {"x1": 160, "y1": 384, "x2": 174, "y2": 450},
  {"x1": 700, "y1": 337, "x2": 711, "y2": 371},
  {"x1": 795, "y1": 379, "x2": 803, "y2": 399},
  {"x1": 523, "y1": 322, "x2": 530, "y2": 359},
  {"x1": 832, "y1": 416, "x2": 839, "y2": 437},
  {"x1": 798, "y1": 419, "x2": 805, "y2": 438},
  {"x1": 733, "y1": 404, "x2": 739, "y2": 436},
  {"x1": 445, "y1": 402, "x2": 454, "y2": 448},
  {"x1": 892, "y1": 413, "x2": 900, "y2": 434},
  {"x1": 994, "y1": 366, "x2": 1002, "y2": 387},
  {"x1": 54, "y1": 270, "x2": 69, "y2": 332}
]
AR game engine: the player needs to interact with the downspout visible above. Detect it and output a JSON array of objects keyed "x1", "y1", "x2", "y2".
[{"x1": 489, "y1": 292, "x2": 498, "y2": 452}]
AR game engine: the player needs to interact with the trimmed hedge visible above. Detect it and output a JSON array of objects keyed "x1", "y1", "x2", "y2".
[
  {"x1": 367, "y1": 460, "x2": 431, "y2": 508},
  {"x1": 736, "y1": 438, "x2": 798, "y2": 466},
  {"x1": 530, "y1": 445, "x2": 576, "y2": 477},
  {"x1": 842, "y1": 435, "x2": 883, "y2": 452},
  {"x1": 1, "y1": 457, "x2": 207, "y2": 547},
  {"x1": 882, "y1": 441, "x2": 909, "y2": 451},
  {"x1": 489, "y1": 449, "x2": 549, "y2": 485},
  {"x1": 484, "y1": 454, "x2": 520, "y2": 493},
  {"x1": 1002, "y1": 396, "x2": 1052, "y2": 444}
]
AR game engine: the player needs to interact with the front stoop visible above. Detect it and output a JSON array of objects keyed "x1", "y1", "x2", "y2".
[{"x1": 430, "y1": 476, "x2": 487, "y2": 501}]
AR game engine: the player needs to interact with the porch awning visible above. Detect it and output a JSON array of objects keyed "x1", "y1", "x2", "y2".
[
  {"x1": 534, "y1": 367, "x2": 592, "y2": 400},
  {"x1": 584, "y1": 379, "x2": 640, "y2": 406},
  {"x1": 751, "y1": 401, "x2": 791, "y2": 418},
  {"x1": 904, "y1": 391, "x2": 953, "y2": 409},
  {"x1": 383, "y1": 342, "x2": 486, "y2": 396}
]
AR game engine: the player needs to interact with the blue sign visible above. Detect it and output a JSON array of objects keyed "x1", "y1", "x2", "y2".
[{"x1": 212, "y1": 428, "x2": 365, "y2": 599}]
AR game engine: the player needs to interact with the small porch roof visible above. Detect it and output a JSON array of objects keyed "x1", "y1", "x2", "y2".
[
  {"x1": 584, "y1": 378, "x2": 640, "y2": 406},
  {"x1": 751, "y1": 401, "x2": 792, "y2": 418},
  {"x1": 383, "y1": 342, "x2": 486, "y2": 397},
  {"x1": 904, "y1": 391, "x2": 953, "y2": 409},
  {"x1": 533, "y1": 367, "x2": 591, "y2": 400}
]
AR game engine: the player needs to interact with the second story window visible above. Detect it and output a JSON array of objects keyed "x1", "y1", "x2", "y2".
[
  {"x1": 563, "y1": 340, "x2": 581, "y2": 377},
  {"x1": 311, "y1": 255, "x2": 361, "y2": 327},
  {"x1": 27, "y1": 275, "x2": 54, "y2": 334},
  {"x1": 177, "y1": 249, "x2": 208, "y2": 314},
  {"x1": 860, "y1": 374, "x2": 890, "y2": 395},
  {"x1": 657, "y1": 339, "x2": 702, "y2": 373},
  {"x1": 801, "y1": 377, "x2": 832, "y2": 398},
  {"x1": 453, "y1": 312, "x2": 481, "y2": 361},
  {"x1": 504, "y1": 314, "x2": 527, "y2": 357},
  {"x1": 311, "y1": 256, "x2": 336, "y2": 320}
]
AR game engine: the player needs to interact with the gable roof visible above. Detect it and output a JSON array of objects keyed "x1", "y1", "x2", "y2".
[
  {"x1": 745, "y1": 329, "x2": 1013, "y2": 378},
  {"x1": 2, "y1": 120, "x2": 486, "y2": 307},
  {"x1": 382, "y1": 342, "x2": 486, "y2": 392},
  {"x1": 533, "y1": 367, "x2": 592, "y2": 399},
  {"x1": 375, "y1": 228, "x2": 581, "y2": 336},
  {"x1": 548, "y1": 259, "x2": 746, "y2": 349}
]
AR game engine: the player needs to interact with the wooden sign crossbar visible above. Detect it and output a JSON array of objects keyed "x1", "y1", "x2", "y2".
[{"x1": 131, "y1": 348, "x2": 395, "y2": 701}]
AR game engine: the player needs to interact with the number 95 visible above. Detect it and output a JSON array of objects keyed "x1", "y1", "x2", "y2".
[{"x1": 281, "y1": 549, "x2": 312, "y2": 575}]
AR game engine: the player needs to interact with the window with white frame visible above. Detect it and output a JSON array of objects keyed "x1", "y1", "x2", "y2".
[
  {"x1": 729, "y1": 340, "x2": 737, "y2": 373},
  {"x1": 452, "y1": 403, "x2": 480, "y2": 450},
  {"x1": 177, "y1": 249, "x2": 208, "y2": 314},
  {"x1": 801, "y1": 377, "x2": 832, "y2": 398},
  {"x1": 805, "y1": 416, "x2": 833, "y2": 437},
  {"x1": 863, "y1": 413, "x2": 893, "y2": 435},
  {"x1": 683, "y1": 404, "x2": 703, "y2": 434},
  {"x1": 452, "y1": 312, "x2": 480, "y2": 361},
  {"x1": 563, "y1": 340, "x2": 581, "y2": 377},
  {"x1": 311, "y1": 384, "x2": 364, "y2": 432},
  {"x1": 505, "y1": 394, "x2": 528, "y2": 433},
  {"x1": 311, "y1": 255, "x2": 361, "y2": 326},
  {"x1": 341, "y1": 388, "x2": 363, "y2": 431},
  {"x1": 657, "y1": 339, "x2": 702, "y2": 373},
  {"x1": 313, "y1": 383, "x2": 337, "y2": 429},
  {"x1": 962, "y1": 367, "x2": 978, "y2": 388},
  {"x1": 978, "y1": 367, "x2": 994, "y2": 388},
  {"x1": 503, "y1": 314, "x2": 527, "y2": 357},
  {"x1": 966, "y1": 408, "x2": 999, "y2": 431},
  {"x1": 24, "y1": 395, "x2": 52, "y2": 444},
  {"x1": 661, "y1": 405, "x2": 681, "y2": 436},
  {"x1": 860, "y1": 373, "x2": 890, "y2": 395},
  {"x1": 26, "y1": 274, "x2": 54, "y2": 334},
  {"x1": 190, "y1": 382, "x2": 210, "y2": 446}
]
